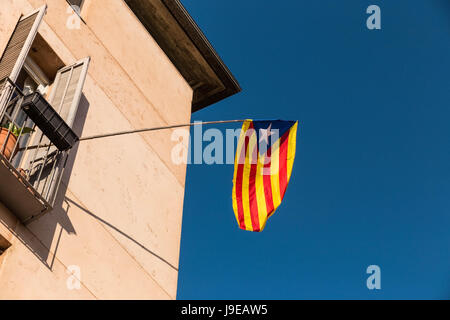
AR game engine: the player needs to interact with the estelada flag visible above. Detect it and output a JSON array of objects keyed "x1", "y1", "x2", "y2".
[{"x1": 232, "y1": 120, "x2": 298, "y2": 232}]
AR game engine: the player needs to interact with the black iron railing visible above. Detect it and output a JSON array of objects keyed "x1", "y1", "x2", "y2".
[{"x1": 0, "y1": 78, "x2": 71, "y2": 218}]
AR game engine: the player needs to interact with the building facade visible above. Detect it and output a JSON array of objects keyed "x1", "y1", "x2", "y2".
[{"x1": 0, "y1": 0, "x2": 239, "y2": 299}]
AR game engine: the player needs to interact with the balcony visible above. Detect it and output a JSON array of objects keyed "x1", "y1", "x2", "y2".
[{"x1": 0, "y1": 78, "x2": 76, "y2": 224}]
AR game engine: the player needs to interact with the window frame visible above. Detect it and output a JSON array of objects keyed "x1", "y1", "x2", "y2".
[
  {"x1": 0, "y1": 234, "x2": 11, "y2": 256},
  {"x1": 66, "y1": 0, "x2": 86, "y2": 18}
]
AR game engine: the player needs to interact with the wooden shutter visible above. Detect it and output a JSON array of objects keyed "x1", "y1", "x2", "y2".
[
  {"x1": 27, "y1": 57, "x2": 90, "y2": 206},
  {"x1": 48, "y1": 57, "x2": 90, "y2": 126},
  {"x1": 0, "y1": 5, "x2": 46, "y2": 112}
]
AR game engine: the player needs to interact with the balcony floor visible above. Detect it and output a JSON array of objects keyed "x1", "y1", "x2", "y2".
[{"x1": 0, "y1": 155, "x2": 51, "y2": 223}]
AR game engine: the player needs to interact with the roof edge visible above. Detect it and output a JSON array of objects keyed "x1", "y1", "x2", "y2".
[
  {"x1": 162, "y1": 0, "x2": 241, "y2": 111},
  {"x1": 124, "y1": 0, "x2": 241, "y2": 112}
]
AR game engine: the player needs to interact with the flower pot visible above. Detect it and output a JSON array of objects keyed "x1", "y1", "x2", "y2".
[{"x1": 0, "y1": 128, "x2": 18, "y2": 160}]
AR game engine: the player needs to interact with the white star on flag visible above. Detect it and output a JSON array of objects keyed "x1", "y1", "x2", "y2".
[{"x1": 259, "y1": 123, "x2": 274, "y2": 144}]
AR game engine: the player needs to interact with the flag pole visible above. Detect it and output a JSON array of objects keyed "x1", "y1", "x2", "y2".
[
  {"x1": 19, "y1": 119, "x2": 246, "y2": 151},
  {"x1": 79, "y1": 119, "x2": 246, "y2": 142}
]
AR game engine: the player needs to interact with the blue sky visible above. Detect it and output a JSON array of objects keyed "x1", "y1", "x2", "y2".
[{"x1": 177, "y1": 0, "x2": 450, "y2": 299}]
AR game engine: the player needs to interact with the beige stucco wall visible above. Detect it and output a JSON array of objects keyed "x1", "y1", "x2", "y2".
[{"x1": 0, "y1": 0, "x2": 193, "y2": 299}]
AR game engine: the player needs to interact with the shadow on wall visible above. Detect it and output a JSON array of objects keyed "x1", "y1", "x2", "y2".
[
  {"x1": 63, "y1": 197, "x2": 179, "y2": 271},
  {"x1": 0, "y1": 94, "x2": 90, "y2": 270},
  {"x1": 0, "y1": 93, "x2": 179, "y2": 272}
]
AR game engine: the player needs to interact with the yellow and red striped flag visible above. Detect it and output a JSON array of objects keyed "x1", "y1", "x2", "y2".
[{"x1": 232, "y1": 120, "x2": 298, "y2": 232}]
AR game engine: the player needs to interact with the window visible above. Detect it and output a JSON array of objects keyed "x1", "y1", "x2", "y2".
[
  {"x1": 28, "y1": 57, "x2": 90, "y2": 206},
  {"x1": 67, "y1": 0, "x2": 85, "y2": 14},
  {"x1": 0, "y1": 5, "x2": 90, "y2": 222},
  {"x1": 0, "y1": 234, "x2": 11, "y2": 256}
]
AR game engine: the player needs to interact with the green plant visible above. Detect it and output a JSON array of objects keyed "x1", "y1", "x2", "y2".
[{"x1": 1, "y1": 122, "x2": 34, "y2": 138}]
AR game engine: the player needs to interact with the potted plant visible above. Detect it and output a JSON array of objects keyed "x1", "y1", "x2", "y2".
[{"x1": 0, "y1": 122, "x2": 34, "y2": 160}]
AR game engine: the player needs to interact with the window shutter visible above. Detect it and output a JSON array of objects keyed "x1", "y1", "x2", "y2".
[
  {"x1": 0, "y1": 5, "x2": 47, "y2": 112},
  {"x1": 48, "y1": 57, "x2": 90, "y2": 126},
  {"x1": 27, "y1": 58, "x2": 90, "y2": 206}
]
